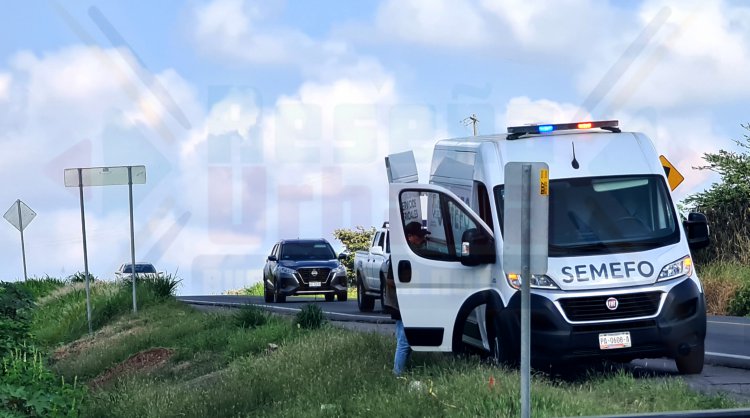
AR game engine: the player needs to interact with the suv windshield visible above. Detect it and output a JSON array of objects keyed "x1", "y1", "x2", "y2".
[
  {"x1": 280, "y1": 242, "x2": 336, "y2": 261},
  {"x1": 495, "y1": 175, "x2": 680, "y2": 256},
  {"x1": 123, "y1": 264, "x2": 157, "y2": 273}
]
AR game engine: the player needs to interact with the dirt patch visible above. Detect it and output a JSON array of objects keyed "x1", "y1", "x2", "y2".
[
  {"x1": 52, "y1": 325, "x2": 147, "y2": 362},
  {"x1": 89, "y1": 348, "x2": 175, "y2": 389}
]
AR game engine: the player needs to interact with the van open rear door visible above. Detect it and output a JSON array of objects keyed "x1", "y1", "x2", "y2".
[{"x1": 385, "y1": 151, "x2": 418, "y2": 184}]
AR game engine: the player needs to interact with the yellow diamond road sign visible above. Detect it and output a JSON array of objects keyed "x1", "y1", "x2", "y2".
[{"x1": 659, "y1": 155, "x2": 684, "y2": 191}]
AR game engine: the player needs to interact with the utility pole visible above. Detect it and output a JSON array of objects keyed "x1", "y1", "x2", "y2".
[{"x1": 462, "y1": 114, "x2": 479, "y2": 136}]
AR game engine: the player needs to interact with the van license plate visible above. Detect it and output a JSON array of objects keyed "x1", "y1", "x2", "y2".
[
  {"x1": 599, "y1": 332, "x2": 631, "y2": 350},
  {"x1": 309, "y1": 282, "x2": 321, "y2": 288}
]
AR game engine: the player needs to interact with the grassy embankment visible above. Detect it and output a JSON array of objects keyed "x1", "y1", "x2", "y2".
[
  {"x1": 699, "y1": 261, "x2": 750, "y2": 316},
  {"x1": 15, "y1": 271, "x2": 747, "y2": 417}
]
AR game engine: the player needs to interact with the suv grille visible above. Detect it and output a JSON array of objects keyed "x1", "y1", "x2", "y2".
[
  {"x1": 559, "y1": 292, "x2": 661, "y2": 322},
  {"x1": 297, "y1": 268, "x2": 331, "y2": 283}
]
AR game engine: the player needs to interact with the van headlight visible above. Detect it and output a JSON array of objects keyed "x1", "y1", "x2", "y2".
[
  {"x1": 657, "y1": 256, "x2": 693, "y2": 282},
  {"x1": 506, "y1": 273, "x2": 559, "y2": 290}
]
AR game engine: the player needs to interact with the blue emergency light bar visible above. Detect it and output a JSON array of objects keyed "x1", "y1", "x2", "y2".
[{"x1": 506, "y1": 120, "x2": 620, "y2": 140}]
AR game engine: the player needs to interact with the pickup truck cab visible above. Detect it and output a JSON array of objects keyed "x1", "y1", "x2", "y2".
[
  {"x1": 386, "y1": 120, "x2": 710, "y2": 374},
  {"x1": 354, "y1": 223, "x2": 390, "y2": 312}
]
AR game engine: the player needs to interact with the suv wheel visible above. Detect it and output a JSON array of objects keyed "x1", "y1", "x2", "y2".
[
  {"x1": 357, "y1": 278, "x2": 374, "y2": 312},
  {"x1": 337, "y1": 291, "x2": 347, "y2": 302},
  {"x1": 274, "y1": 283, "x2": 286, "y2": 303},
  {"x1": 325, "y1": 293, "x2": 335, "y2": 302},
  {"x1": 263, "y1": 279, "x2": 273, "y2": 303}
]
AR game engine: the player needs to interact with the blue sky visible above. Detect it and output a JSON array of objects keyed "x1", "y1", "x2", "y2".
[{"x1": 1, "y1": 0, "x2": 748, "y2": 294}]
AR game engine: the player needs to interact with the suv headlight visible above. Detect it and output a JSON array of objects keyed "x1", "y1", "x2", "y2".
[
  {"x1": 276, "y1": 266, "x2": 297, "y2": 276},
  {"x1": 332, "y1": 265, "x2": 346, "y2": 276},
  {"x1": 658, "y1": 256, "x2": 692, "y2": 282},
  {"x1": 506, "y1": 273, "x2": 559, "y2": 290}
]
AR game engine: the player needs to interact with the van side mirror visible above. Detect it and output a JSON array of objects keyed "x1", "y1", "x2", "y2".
[
  {"x1": 267, "y1": 255, "x2": 278, "y2": 262},
  {"x1": 370, "y1": 246, "x2": 384, "y2": 256},
  {"x1": 683, "y1": 212, "x2": 710, "y2": 251},
  {"x1": 460, "y1": 228, "x2": 496, "y2": 266}
]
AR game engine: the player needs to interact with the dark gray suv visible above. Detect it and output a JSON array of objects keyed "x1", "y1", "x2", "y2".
[{"x1": 263, "y1": 239, "x2": 348, "y2": 303}]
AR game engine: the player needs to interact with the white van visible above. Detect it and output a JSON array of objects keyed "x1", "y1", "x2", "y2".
[{"x1": 386, "y1": 120, "x2": 710, "y2": 374}]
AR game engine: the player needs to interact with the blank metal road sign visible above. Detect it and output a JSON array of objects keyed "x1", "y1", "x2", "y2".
[{"x1": 4, "y1": 200, "x2": 36, "y2": 232}]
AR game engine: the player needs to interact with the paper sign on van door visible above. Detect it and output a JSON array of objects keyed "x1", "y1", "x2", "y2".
[
  {"x1": 540, "y1": 169, "x2": 549, "y2": 196},
  {"x1": 659, "y1": 155, "x2": 684, "y2": 191}
]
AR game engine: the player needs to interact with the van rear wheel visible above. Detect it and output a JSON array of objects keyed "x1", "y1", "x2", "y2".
[{"x1": 675, "y1": 343, "x2": 704, "y2": 375}]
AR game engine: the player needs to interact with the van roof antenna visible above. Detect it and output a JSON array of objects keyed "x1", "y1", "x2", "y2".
[
  {"x1": 571, "y1": 143, "x2": 580, "y2": 169},
  {"x1": 461, "y1": 114, "x2": 479, "y2": 136}
]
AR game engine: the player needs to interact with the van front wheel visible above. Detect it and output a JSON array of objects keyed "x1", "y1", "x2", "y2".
[
  {"x1": 675, "y1": 343, "x2": 704, "y2": 375},
  {"x1": 487, "y1": 318, "x2": 511, "y2": 366}
]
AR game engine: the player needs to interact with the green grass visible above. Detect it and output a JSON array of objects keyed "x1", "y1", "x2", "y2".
[
  {"x1": 26, "y1": 284, "x2": 744, "y2": 417},
  {"x1": 11, "y1": 276, "x2": 67, "y2": 299},
  {"x1": 76, "y1": 324, "x2": 739, "y2": 418}
]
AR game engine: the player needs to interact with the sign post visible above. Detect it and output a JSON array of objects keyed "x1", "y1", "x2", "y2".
[
  {"x1": 503, "y1": 162, "x2": 550, "y2": 418},
  {"x1": 3, "y1": 200, "x2": 36, "y2": 281},
  {"x1": 65, "y1": 165, "x2": 146, "y2": 334}
]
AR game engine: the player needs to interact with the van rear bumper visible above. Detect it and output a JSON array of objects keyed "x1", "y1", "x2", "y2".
[{"x1": 499, "y1": 278, "x2": 706, "y2": 365}]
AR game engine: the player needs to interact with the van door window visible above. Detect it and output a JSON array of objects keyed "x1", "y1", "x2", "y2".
[
  {"x1": 399, "y1": 189, "x2": 482, "y2": 262},
  {"x1": 377, "y1": 232, "x2": 385, "y2": 248},
  {"x1": 475, "y1": 181, "x2": 494, "y2": 230},
  {"x1": 447, "y1": 200, "x2": 479, "y2": 256}
]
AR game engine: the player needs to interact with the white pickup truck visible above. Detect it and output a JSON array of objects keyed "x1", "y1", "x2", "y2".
[{"x1": 353, "y1": 223, "x2": 389, "y2": 312}]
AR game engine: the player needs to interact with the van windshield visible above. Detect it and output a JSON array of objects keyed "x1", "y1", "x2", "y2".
[{"x1": 494, "y1": 175, "x2": 680, "y2": 256}]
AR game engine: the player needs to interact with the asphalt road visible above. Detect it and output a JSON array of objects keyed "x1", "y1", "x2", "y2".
[{"x1": 178, "y1": 294, "x2": 749, "y2": 369}]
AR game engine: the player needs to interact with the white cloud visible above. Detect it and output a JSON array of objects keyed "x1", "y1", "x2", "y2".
[
  {"x1": 504, "y1": 97, "x2": 592, "y2": 126},
  {"x1": 0, "y1": 73, "x2": 10, "y2": 101},
  {"x1": 479, "y1": 0, "x2": 622, "y2": 51},
  {"x1": 578, "y1": 0, "x2": 750, "y2": 111},
  {"x1": 374, "y1": 0, "x2": 488, "y2": 47},
  {"x1": 191, "y1": 0, "x2": 349, "y2": 72},
  {"x1": 0, "y1": 45, "x2": 206, "y2": 285},
  {"x1": 371, "y1": 0, "x2": 628, "y2": 55}
]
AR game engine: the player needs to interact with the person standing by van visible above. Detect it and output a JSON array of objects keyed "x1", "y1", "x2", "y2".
[{"x1": 383, "y1": 258, "x2": 411, "y2": 375}]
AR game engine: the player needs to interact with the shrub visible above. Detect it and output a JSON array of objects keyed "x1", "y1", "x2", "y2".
[
  {"x1": 0, "y1": 344, "x2": 86, "y2": 417},
  {"x1": 0, "y1": 283, "x2": 34, "y2": 357},
  {"x1": 143, "y1": 274, "x2": 182, "y2": 300},
  {"x1": 243, "y1": 282, "x2": 264, "y2": 296},
  {"x1": 15, "y1": 277, "x2": 66, "y2": 300},
  {"x1": 118, "y1": 273, "x2": 182, "y2": 300},
  {"x1": 727, "y1": 284, "x2": 750, "y2": 317},
  {"x1": 233, "y1": 305, "x2": 269, "y2": 328},
  {"x1": 67, "y1": 272, "x2": 96, "y2": 283},
  {"x1": 295, "y1": 304, "x2": 325, "y2": 329},
  {"x1": 333, "y1": 226, "x2": 376, "y2": 285}
]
